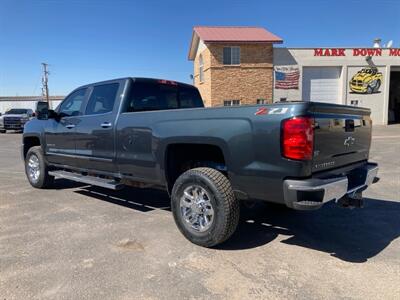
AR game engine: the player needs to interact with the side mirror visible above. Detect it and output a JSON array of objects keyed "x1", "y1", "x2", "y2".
[{"x1": 36, "y1": 101, "x2": 49, "y2": 120}]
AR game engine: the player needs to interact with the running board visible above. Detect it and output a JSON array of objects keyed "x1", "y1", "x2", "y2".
[{"x1": 48, "y1": 170, "x2": 123, "y2": 190}]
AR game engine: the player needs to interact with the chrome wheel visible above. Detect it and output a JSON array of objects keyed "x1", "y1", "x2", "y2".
[
  {"x1": 180, "y1": 185, "x2": 214, "y2": 232},
  {"x1": 27, "y1": 154, "x2": 40, "y2": 183}
]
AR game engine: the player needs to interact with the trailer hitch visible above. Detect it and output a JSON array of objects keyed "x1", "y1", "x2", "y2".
[{"x1": 337, "y1": 191, "x2": 364, "y2": 209}]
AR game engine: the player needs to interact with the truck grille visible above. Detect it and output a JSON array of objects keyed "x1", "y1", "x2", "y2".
[
  {"x1": 352, "y1": 80, "x2": 363, "y2": 86},
  {"x1": 4, "y1": 117, "x2": 22, "y2": 127}
]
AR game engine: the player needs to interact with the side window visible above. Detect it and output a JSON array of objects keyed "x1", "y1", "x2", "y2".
[
  {"x1": 126, "y1": 82, "x2": 178, "y2": 112},
  {"x1": 58, "y1": 88, "x2": 87, "y2": 117},
  {"x1": 85, "y1": 83, "x2": 119, "y2": 115},
  {"x1": 223, "y1": 47, "x2": 240, "y2": 65},
  {"x1": 199, "y1": 54, "x2": 204, "y2": 83},
  {"x1": 223, "y1": 100, "x2": 240, "y2": 106},
  {"x1": 257, "y1": 99, "x2": 267, "y2": 104}
]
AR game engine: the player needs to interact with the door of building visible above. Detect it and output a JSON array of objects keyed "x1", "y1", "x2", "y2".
[
  {"x1": 302, "y1": 67, "x2": 342, "y2": 104},
  {"x1": 389, "y1": 71, "x2": 400, "y2": 124}
]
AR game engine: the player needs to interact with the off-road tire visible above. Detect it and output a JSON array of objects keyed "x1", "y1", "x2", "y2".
[
  {"x1": 171, "y1": 167, "x2": 240, "y2": 247},
  {"x1": 25, "y1": 146, "x2": 54, "y2": 189}
]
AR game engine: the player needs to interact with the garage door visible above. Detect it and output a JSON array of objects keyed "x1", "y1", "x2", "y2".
[{"x1": 302, "y1": 67, "x2": 342, "y2": 103}]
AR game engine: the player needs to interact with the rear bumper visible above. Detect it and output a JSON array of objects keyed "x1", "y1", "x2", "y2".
[{"x1": 283, "y1": 162, "x2": 378, "y2": 210}]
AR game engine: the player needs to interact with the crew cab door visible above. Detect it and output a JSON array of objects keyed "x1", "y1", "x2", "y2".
[
  {"x1": 115, "y1": 79, "x2": 203, "y2": 182},
  {"x1": 45, "y1": 88, "x2": 88, "y2": 167},
  {"x1": 73, "y1": 81, "x2": 123, "y2": 173}
]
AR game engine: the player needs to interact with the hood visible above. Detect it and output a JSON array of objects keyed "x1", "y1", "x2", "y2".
[
  {"x1": 3, "y1": 114, "x2": 29, "y2": 118},
  {"x1": 352, "y1": 72, "x2": 372, "y2": 81}
]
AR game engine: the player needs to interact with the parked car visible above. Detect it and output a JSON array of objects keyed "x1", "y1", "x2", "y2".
[
  {"x1": 0, "y1": 108, "x2": 34, "y2": 133},
  {"x1": 22, "y1": 78, "x2": 379, "y2": 247}
]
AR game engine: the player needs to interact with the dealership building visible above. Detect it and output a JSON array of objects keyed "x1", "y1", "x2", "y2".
[
  {"x1": 189, "y1": 26, "x2": 400, "y2": 125},
  {"x1": 274, "y1": 47, "x2": 400, "y2": 125}
]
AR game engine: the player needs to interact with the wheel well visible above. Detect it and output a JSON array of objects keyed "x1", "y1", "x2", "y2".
[
  {"x1": 23, "y1": 136, "x2": 41, "y2": 159},
  {"x1": 165, "y1": 144, "x2": 226, "y2": 192}
]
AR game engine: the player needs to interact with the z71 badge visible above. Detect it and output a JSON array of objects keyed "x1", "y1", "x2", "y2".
[
  {"x1": 269, "y1": 107, "x2": 288, "y2": 115},
  {"x1": 255, "y1": 107, "x2": 288, "y2": 116}
]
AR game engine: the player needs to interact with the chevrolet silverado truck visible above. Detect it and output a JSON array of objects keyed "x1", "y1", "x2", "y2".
[
  {"x1": 350, "y1": 67, "x2": 383, "y2": 94},
  {"x1": 0, "y1": 108, "x2": 34, "y2": 133},
  {"x1": 22, "y1": 77, "x2": 379, "y2": 247}
]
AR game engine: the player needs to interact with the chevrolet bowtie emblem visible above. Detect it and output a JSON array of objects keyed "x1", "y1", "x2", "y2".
[{"x1": 344, "y1": 136, "x2": 355, "y2": 147}]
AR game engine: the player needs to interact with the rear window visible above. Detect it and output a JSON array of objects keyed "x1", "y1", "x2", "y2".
[{"x1": 124, "y1": 82, "x2": 203, "y2": 112}]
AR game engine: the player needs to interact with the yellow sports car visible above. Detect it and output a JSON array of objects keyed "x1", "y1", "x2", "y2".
[{"x1": 350, "y1": 67, "x2": 383, "y2": 94}]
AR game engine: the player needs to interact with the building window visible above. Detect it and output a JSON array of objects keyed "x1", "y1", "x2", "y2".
[
  {"x1": 223, "y1": 47, "x2": 240, "y2": 65},
  {"x1": 224, "y1": 100, "x2": 240, "y2": 106},
  {"x1": 199, "y1": 54, "x2": 204, "y2": 83},
  {"x1": 257, "y1": 98, "x2": 267, "y2": 104}
]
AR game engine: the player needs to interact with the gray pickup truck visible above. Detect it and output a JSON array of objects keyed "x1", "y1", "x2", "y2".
[
  {"x1": 0, "y1": 108, "x2": 34, "y2": 133},
  {"x1": 22, "y1": 77, "x2": 379, "y2": 247}
]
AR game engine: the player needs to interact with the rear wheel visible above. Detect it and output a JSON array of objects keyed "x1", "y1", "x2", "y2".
[
  {"x1": 171, "y1": 167, "x2": 240, "y2": 247},
  {"x1": 0, "y1": 129, "x2": 6, "y2": 133},
  {"x1": 25, "y1": 146, "x2": 54, "y2": 189}
]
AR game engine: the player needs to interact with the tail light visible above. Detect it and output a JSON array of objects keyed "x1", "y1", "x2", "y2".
[{"x1": 282, "y1": 117, "x2": 314, "y2": 160}]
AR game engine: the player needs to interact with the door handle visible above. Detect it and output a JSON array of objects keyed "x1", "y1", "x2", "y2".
[
  {"x1": 101, "y1": 122, "x2": 112, "y2": 128},
  {"x1": 66, "y1": 124, "x2": 75, "y2": 129}
]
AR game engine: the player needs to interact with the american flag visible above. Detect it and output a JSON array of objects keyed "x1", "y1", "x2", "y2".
[{"x1": 275, "y1": 67, "x2": 300, "y2": 89}]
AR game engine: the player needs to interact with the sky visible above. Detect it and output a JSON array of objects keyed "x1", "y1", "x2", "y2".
[{"x1": 0, "y1": 0, "x2": 399, "y2": 96}]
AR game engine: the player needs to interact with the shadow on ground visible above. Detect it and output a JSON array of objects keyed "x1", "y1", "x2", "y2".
[
  {"x1": 60, "y1": 178, "x2": 400, "y2": 263},
  {"x1": 73, "y1": 185, "x2": 171, "y2": 213},
  {"x1": 52, "y1": 178, "x2": 89, "y2": 190},
  {"x1": 220, "y1": 199, "x2": 400, "y2": 263}
]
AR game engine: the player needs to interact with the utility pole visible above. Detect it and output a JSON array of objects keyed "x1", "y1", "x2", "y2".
[{"x1": 41, "y1": 63, "x2": 49, "y2": 103}]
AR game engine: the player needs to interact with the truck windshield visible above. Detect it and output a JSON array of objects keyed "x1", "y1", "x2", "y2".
[
  {"x1": 5, "y1": 109, "x2": 29, "y2": 115},
  {"x1": 125, "y1": 81, "x2": 204, "y2": 112}
]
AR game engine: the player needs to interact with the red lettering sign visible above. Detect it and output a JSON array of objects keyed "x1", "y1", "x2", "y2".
[
  {"x1": 314, "y1": 48, "x2": 346, "y2": 56},
  {"x1": 314, "y1": 48, "x2": 394, "y2": 57},
  {"x1": 314, "y1": 48, "x2": 323, "y2": 56},
  {"x1": 353, "y1": 48, "x2": 382, "y2": 56}
]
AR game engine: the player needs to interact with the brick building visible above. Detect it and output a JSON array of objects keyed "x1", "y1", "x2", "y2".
[{"x1": 188, "y1": 26, "x2": 282, "y2": 107}]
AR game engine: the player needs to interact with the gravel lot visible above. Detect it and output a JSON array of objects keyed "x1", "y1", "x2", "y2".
[{"x1": 0, "y1": 126, "x2": 399, "y2": 300}]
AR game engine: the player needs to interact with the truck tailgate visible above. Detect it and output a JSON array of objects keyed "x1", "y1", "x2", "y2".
[{"x1": 310, "y1": 103, "x2": 372, "y2": 173}]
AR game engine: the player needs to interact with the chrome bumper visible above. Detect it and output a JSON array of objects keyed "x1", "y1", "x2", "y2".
[{"x1": 283, "y1": 163, "x2": 379, "y2": 210}]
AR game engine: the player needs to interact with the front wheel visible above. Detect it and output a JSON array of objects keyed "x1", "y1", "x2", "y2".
[
  {"x1": 374, "y1": 79, "x2": 381, "y2": 92},
  {"x1": 171, "y1": 167, "x2": 240, "y2": 247},
  {"x1": 25, "y1": 146, "x2": 54, "y2": 189},
  {"x1": 0, "y1": 129, "x2": 6, "y2": 133}
]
